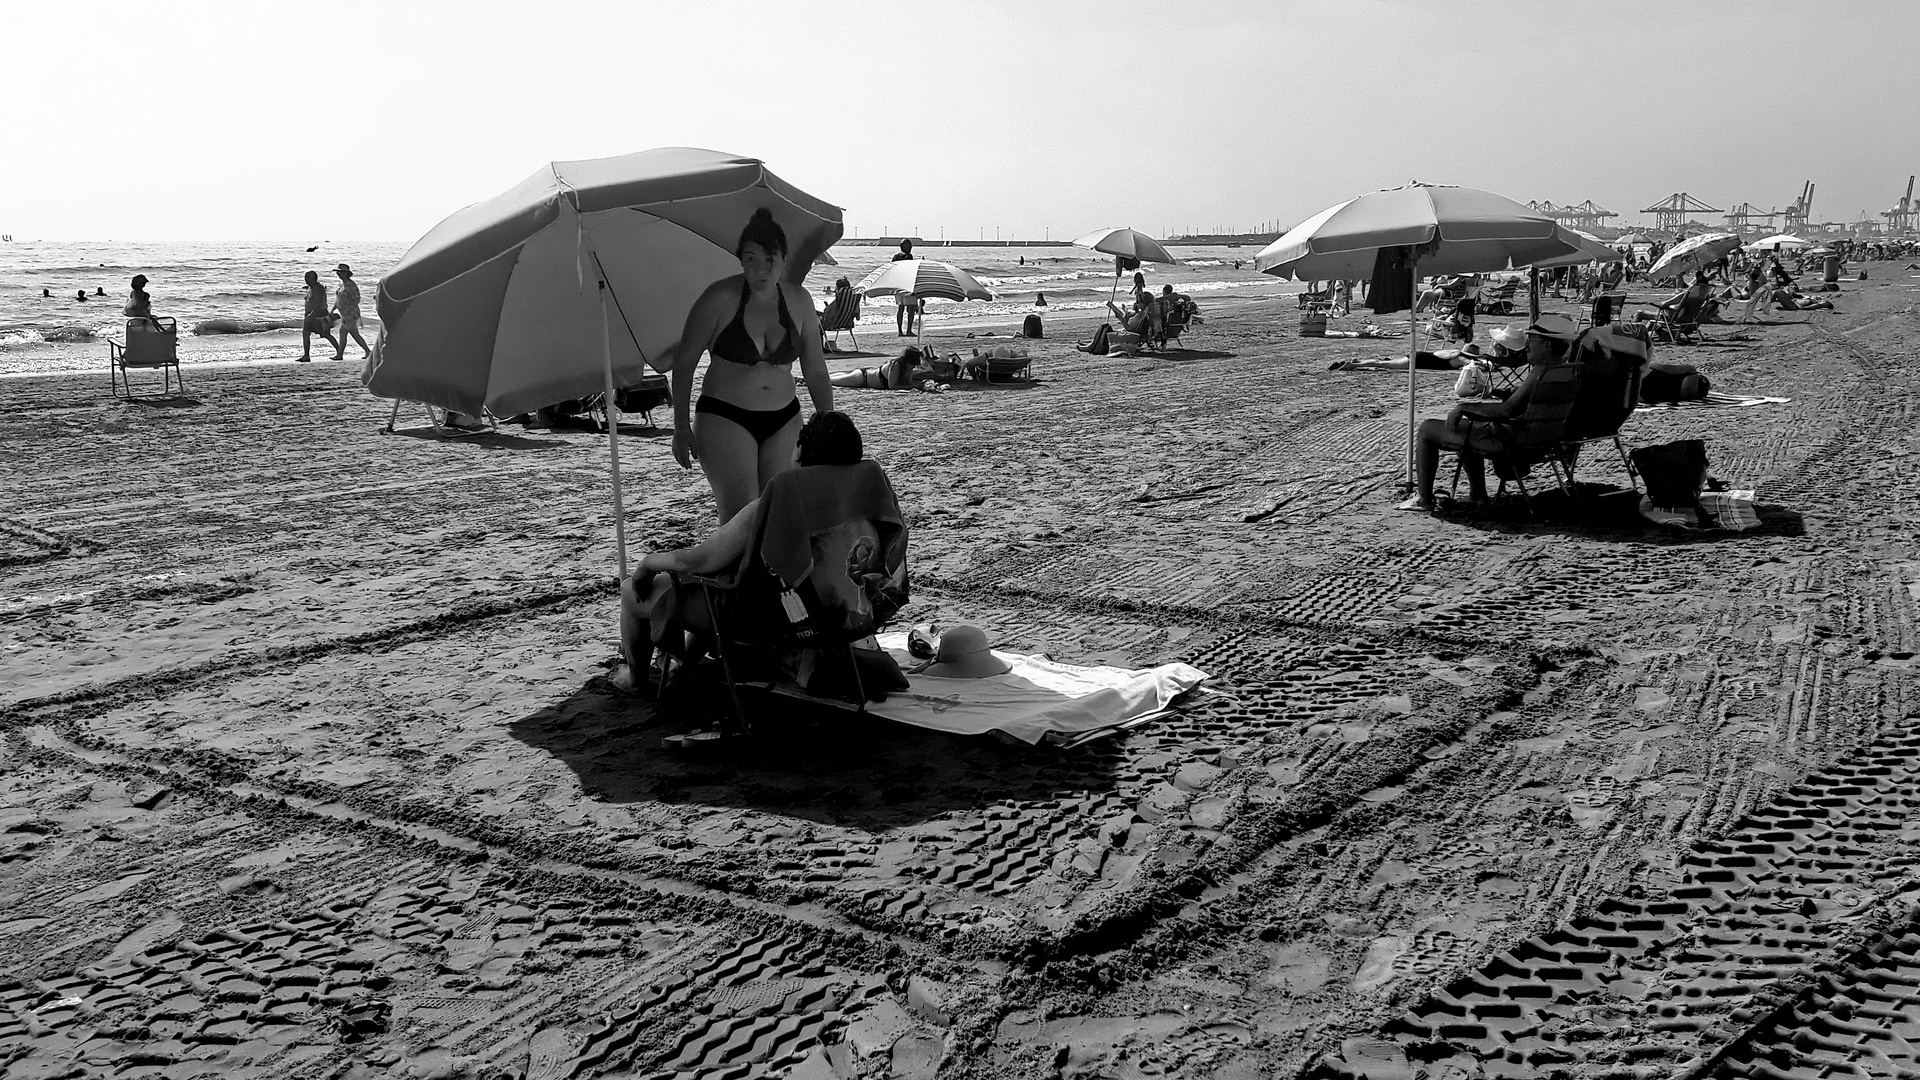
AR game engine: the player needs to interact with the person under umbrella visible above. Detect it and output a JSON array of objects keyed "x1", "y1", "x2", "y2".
[{"x1": 669, "y1": 208, "x2": 833, "y2": 524}]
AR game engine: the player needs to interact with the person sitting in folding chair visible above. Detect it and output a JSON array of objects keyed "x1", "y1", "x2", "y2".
[
  {"x1": 606, "y1": 411, "x2": 899, "y2": 696},
  {"x1": 1395, "y1": 313, "x2": 1579, "y2": 513}
]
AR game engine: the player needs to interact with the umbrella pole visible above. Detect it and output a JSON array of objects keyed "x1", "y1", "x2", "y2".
[
  {"x1": 1407, "y1": 258, "x2": 1420, "y2": 489},
  {"x1": 598, "y1": 276, "x2": 629, "y2": 578}
]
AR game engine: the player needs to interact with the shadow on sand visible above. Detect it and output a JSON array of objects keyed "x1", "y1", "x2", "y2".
[
  {"x1": 1436, "y1": 484, "x2": 1806, "y2": 542},
  {"x1": 127, "y1": 395, "x2": 203, "y2": 408},
  {"x1": 506, "y1": 676, "x2": 1119, "y2": 831},
  {"x1": 388, "y1": 428, "x2": 572, "y2": 450}
]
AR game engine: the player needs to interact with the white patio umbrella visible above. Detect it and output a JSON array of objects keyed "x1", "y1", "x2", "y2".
[
  {"x1": 1744, "y1": 233, "x2": 1812, "y2": 252},
  {"x1": 854, "y1": 258, "x2": 993, "y2": 344},
  {"x1": 366, "y1": 147, "x2": 842, "y2": 572},
  {"x1": 1645, "y1": 233, "x2": 1741, "y2": 283},
  {"x1": 1072, "y1": 227, "x2": 1179, "y2": 302},
  {"x1": 1253, "y1": 182, "x2": 1589, "y2": 486}
]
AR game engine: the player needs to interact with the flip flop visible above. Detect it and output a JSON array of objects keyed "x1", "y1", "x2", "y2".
[{"x1": 1394, "y1": 496, "x2": 1435, "y2": 513}]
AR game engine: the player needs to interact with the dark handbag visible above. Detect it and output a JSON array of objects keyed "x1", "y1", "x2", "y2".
[
  {"x1": 1631, "y1": 439, "x2": 1709, "y2": 508},
  {"x1": 802, "y1": 645, "x2": 910, "y2": 703}
]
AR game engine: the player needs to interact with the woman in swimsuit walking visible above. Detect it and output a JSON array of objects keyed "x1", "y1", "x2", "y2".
[{"x1": 670, "y1": 208, "x2": 833, "y2": 523}]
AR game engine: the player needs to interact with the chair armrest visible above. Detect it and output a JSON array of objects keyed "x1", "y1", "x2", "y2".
[{"x1": 1450, "y1": 400, "x2": 1511, "y2": 420}]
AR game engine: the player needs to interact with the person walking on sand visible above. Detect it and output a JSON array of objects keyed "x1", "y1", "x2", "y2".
[
  {"x1": 331, "y1": 263, "x2": 370, "y2": 360},
  {"x1": 298, "y1": 270, "x2": 339, "y2": 363}
]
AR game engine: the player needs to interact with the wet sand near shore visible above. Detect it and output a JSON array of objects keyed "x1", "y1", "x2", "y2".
[{"x1": 2, "y1": 276, "x2": 1918, "y2": 1078}]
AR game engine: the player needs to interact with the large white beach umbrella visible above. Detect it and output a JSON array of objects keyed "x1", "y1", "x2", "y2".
[
  {"x1": 1645, "y1": 233, "x2": 1741, "y2": 283},
  {"x1": 854, "y1": 258, "x2": 993, "y2": 344},
  {"x1": 365, "y1": 147, "x2": 842, "y2": 569},
  {"x1": 1254, "y1": 182, "x2": 1589, "y2": 486},
  {"x1": 1744, "y1": 233, "x2": 1812, "y2": 252}
]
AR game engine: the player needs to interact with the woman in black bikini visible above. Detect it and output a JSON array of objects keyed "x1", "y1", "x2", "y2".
[{"x1": 670, "y1": 208, "x2": 832, "y2": 522}]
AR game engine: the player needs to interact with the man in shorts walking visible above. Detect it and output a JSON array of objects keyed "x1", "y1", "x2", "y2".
[
  {"x1": 299, "y1": 270, "x2": 340, "y2": 363},
  {"x1": 332, "y1": 263, "x2": 370, "y2": 360}
]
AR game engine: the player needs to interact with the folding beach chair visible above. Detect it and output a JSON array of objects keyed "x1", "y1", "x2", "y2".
[
  {"x1": 1554, "y1": 324, "x2": 1650, "y2": 492},
  {"x1": 382, "y1": 398, "x2": 498, "y2": 438},
  {"x1": 818, "y1": 280, "x2": 862, "y2": 352},
  {"x1": 1642, "y1": 290, "x2": 1709, "y2": 345},
  {"x1": 965, "y1": 346, "x2": 1036, "y2": 382},
  {"x1": 1476, "y1": 279, "x2": 1521, "y2": 316},
  {"x1": 662, "y1": 460, "x2": 909, "y2": 736},
  {"x1": 1152, "y1": 295, "x2": 1202, "y2": 350},
  {"x1": 107, "y1": 318, "x2": 183, "y2": 399}
]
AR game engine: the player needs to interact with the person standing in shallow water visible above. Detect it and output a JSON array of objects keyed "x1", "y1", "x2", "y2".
[
  {"x1": 891, "y1": 238, "x2": 920, "y2": 336},
  {"x1": 331, "y1": 263, "x2": 370, "y2": 360},
  {"x1": 298, "y1": 270, "x2": 339, "y2": 363}
]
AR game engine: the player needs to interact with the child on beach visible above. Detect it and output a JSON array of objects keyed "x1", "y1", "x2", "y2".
[{"x1": 122, "y1": 275, "x2": 173, "y2": 335}]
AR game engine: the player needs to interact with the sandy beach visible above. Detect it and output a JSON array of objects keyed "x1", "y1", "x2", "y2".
[{"x1": 3, "y1": 271, "x2": 1919, "y2": 1080}]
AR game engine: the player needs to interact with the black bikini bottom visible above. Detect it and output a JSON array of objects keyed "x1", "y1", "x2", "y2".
[{"x1": 695, "y1": 395, "x2": 800, "y2": 444}]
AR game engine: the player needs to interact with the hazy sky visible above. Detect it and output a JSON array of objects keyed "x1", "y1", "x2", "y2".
[{"x1": 5, "y1": 0, "x2": 1916, "y2": 242}]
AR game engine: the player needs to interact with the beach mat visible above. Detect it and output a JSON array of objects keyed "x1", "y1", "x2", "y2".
[
  {"x1": 765, "y1": 633, "x2": 1207, "y2": 745},
  {"x1": 1644, "y1": 391, "x2": 1791, "y2": 409}
]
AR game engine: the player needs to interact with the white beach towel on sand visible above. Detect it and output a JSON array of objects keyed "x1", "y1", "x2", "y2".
[{"x1": 776, "y1": 633, "x2": 1208, "y2": 744}]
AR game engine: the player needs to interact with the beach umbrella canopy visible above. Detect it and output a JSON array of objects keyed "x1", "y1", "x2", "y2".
[
  {"x1": 1252, "y1": 183, "x2": 1584, "y2": 280},
  {"x1": 1253, "y1": 182, "x2": 1593, "y2": 489},
  {"x1": 1530, "y1": 226, "x2": 1625, "y2": 268},
  {"x1": 366, "y1": 147, "x2": 841, "y2": 417},
  {"x1": 855, "y1": 258, "x2": 994, "y2": 302},
  {"x1": 1645, "y1": 232, "x2": 1741, "y2": 283},
  {"x1": 1071, "y1": 227, "x2": 1179, "y2": 266},
  {"x1": 1614, "y1": 233, "x2": 1651, "y2": 246},
  {"x1": 1744, "y1": 233, "x2": 1812, "y2": 251}
]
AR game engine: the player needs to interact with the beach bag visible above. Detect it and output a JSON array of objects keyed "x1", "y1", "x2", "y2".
[
  {"x1": 1022, "y1": 313, "x2": 1044, "y2": 339},
  {"x1": 1453, "y1": 359, "x2": 1493, "y2": 399},
  {"x1": 1083, "y1": 323, "x2": 1111, "y2": 355},
  {"x1": 1631, "y1": 439, "x2": 1710, "y2": 509},
  {"x1": 1640, "y1": 361, "x2": 1711, "y2": 404},
  {"x1": 1299, "y1": 313, "x2": 1327, "y2": 337}
]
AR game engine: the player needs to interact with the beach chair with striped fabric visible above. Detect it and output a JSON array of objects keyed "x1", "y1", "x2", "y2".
[
  {"x1": 818, "y1": 280, "x2": 861, "y2": 352},
  {"x1": 107, "y1": 318, "x2": 183, "y2": 399}
]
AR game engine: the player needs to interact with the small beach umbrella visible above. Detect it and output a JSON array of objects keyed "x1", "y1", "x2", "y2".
[
  {"x1": 1744, "y1": 233, "x2": 1812, "y2": 251},
  {"x1": 1645, "y1": 232, "x2": 1741, "y2": 283},
  {"x1": 367, "y1": 147, "x2": 842, "y2": 572},
  {"x1": 1072, "y1": 227, "x2": 1180, "y2": 301},
  {"x1": 854, "y1": 258, "x2": 993, "y2": 344},
  {"x1": 1253, "y1": 182, "x2": 1590, "y2": 487},
  {"x1": 1614, "y1": 233, "x2": 1650, "y2": 246}
]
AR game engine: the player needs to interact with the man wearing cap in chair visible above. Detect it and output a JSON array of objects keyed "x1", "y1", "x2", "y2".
[{"x1": 1396, "y1": 312, "x2": 1580, "y2": 513}]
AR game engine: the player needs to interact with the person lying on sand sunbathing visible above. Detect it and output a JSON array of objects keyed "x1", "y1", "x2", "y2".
[
  {"x1": 827, "y1": 346, "x2": 958, "y2": 390},
  {"x1": 1331, "y1": 326, "x2": 1525, "y2": 371},
  {"x1": 1394, "y1": 313, "x2": 1579, "y2": 513},
  {"x1": 604, "y1": 411, "x2": 871, "y2": 695}
]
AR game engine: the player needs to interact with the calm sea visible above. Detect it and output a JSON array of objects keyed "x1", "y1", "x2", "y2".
[{"x1": 0, "y1": 239, "x2": 1293, "y2": 377}]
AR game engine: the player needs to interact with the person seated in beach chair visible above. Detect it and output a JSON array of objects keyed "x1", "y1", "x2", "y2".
[
  {"x1": 817, "y1": 277, "x2": 861, "y2": 353},
  {"x1": 829, "y1": 346, "x2": 956, "y2": 390},
  {"x1": 1415, "y1": 275, "x2": 1474, "y2": 313},
  {"x1": 122, "y1": 275, "x2": 175, "y2": 335},
  {"x1": 1440, "y1": 296, "x2": 1476, "y2": 343},
  {"x1": 963, "y1": 342, "x2": 1035, "y2": 381},
  {"x1": 1153, "y1": 286, "x2": 1201, "y2": 348},
  {"x1": 1395, "y1": 313, "x2": 1580, "y2": 513},
  {"x1": 607, "y1": 412, "x2": 905, "y2": 703}
]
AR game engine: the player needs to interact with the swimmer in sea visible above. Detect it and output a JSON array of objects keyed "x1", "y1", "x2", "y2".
[{"x1": 76, "y1": 290, "x2": 88, "y2": 302}]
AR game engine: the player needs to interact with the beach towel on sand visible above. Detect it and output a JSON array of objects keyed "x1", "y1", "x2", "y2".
[
  {"x1": 1643, "y1": 390, "x2": 1791, "y2": 409},
  {"x1": 768, "y1": 633, "x2": 1208, "y2": 744}
]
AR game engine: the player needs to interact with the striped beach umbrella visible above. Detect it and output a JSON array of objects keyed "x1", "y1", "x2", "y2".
[
  {"x1": 854, "y1": 258, "x2": 994, "y2": 302},
  {"x1": 1072, "y1": 226, "x2": 1178, "y2": 301}
]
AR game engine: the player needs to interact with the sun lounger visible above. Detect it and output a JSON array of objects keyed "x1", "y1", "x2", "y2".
[{"x1": 818, "y1": 280, "x2": 861, "y2": 352}]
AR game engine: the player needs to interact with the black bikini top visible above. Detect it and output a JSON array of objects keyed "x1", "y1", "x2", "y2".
[{"x1": 711, "y1": 283, "x2": 797, "y2": 367}]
